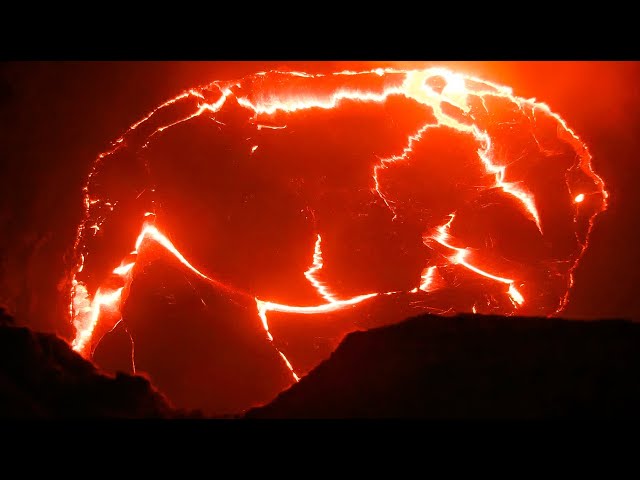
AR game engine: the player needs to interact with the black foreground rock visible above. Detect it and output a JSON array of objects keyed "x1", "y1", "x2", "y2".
[
  {"x1": 0, "y1": 309, "x2": 180, "y2": 418},
  {"x1": 247, "y1": 313, "x2": 640, "y2": 418}
]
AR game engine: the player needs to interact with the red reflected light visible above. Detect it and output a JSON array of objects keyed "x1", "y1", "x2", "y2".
[{"x1": 66, "y1": 65, "x2": 608, "y2": 413}]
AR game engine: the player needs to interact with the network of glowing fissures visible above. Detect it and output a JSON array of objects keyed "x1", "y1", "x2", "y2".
[{"x1": 68, "y1": 67, "x2": 608, "y2": 382}]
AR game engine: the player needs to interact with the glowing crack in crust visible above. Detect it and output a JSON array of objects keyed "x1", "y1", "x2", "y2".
[{"x1": 68, "y1": 66, "x2": 609, "y2": 384}]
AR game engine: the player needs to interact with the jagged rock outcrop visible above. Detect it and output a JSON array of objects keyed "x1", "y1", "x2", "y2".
[
  {"x1": 0, "y1": 309, "x2": 181, "y2": 418},
  {"x1": 247, "y1": 313, "x2": 640, "y2": 418}
]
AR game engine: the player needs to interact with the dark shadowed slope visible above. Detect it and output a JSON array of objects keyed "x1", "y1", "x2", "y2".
[
  {"x1": 247, "y1": 313, "x2": 640, "y2": 418},
  {"x1": 0, "y1": 309, "x2": 179, "y2": 418}
]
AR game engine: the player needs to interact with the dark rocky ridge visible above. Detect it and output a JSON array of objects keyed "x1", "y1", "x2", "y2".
[
  {"x1": 247, "y1": 313, "x2": 640, "y2": 418},
  {"x1": 0, "y1": 308, "x2": 181, "y2": 418},
  {"x1": 3, "y1": 306, "x2": 640, "y2": 418}
]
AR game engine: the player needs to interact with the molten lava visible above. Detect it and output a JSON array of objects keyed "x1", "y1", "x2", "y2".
[{"x1": 66, "y1": 66, "x2": 608, "y2": 412}]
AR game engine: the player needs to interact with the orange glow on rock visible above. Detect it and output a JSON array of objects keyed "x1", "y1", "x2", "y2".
[{"x1": 67, "y1": 65, "x2": 609, "y2": 410}]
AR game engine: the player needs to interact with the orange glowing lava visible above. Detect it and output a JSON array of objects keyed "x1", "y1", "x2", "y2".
[{"x1": 68, "y1": 65, "x2": 608, "y2": 397}]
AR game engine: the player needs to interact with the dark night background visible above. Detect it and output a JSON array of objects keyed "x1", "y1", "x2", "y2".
[{"x1": 0, "y1": 60, "x2": 638, "y2": 340}]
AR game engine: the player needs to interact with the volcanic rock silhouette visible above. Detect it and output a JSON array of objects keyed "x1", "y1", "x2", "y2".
[
  {"x1": 248, "y1": 313, "x2": 640, "y2": 418},
  {"x1": 0, "y1": 308, "x2": 178, "y2": 418},
  {"x1": 5, "y1": 304, "x2": 640, "y2": 418}
]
